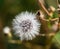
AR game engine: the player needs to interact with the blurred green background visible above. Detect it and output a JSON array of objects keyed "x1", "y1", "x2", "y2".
[{"x1": 0, "y1": 0, "x2": 39, "y2": 26}]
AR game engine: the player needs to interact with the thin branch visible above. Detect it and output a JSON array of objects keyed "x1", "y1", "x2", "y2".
[
  {"x1": 39, "y1": 18, "x2": 59, "y2": 22},
  {"x1": 38, "y1": 0, "x2": 51, "y2": 16},
  {"x1": 50, "y1": 18, "x2": 59, "y2": 21}
]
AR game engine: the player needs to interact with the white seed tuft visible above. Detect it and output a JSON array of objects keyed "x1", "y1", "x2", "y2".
[{"x1": 12, "y1": 11, "x2": 41, "y2": 41}]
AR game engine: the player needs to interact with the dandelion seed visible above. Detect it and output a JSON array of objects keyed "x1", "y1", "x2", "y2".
[{"x1": 12, "y1": 11, "x2": 41, "y2": 40}]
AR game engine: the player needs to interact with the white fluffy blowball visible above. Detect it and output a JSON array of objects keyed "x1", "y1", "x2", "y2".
[{"x1": 12, "y1": 11, "x2": 41, "y2": 41}]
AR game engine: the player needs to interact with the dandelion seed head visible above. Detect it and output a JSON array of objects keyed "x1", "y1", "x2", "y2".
[{"x1": 12, "y1": 11, "x2": 41, "y2": 40}]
